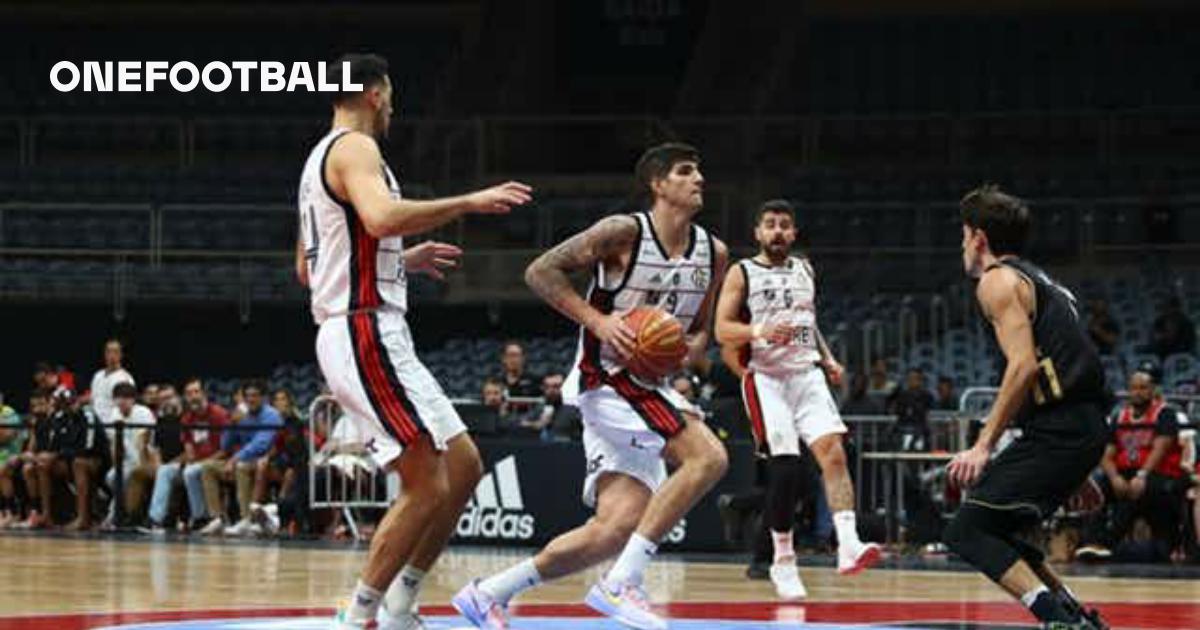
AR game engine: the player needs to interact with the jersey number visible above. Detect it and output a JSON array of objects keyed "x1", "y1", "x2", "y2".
[
  {"x1": 1032, "y1": 356, "x2": 1064, "y2": 405},
  {"x1": 302, "y1": 204, "x2": 319, "y2": 273}
]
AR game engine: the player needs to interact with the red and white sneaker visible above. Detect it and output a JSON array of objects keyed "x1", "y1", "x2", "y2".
[{"x1": 837, "y1": 542, "x2": 883, "y2": 575}]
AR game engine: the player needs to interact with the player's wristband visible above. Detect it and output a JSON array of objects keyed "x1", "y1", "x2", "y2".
[
  {"x1": 751, "y1": 323, "x2": 764, "y2": 340},
  {"x1": 1135, "y1": 469, "x2": 1149, "y2": 479}
]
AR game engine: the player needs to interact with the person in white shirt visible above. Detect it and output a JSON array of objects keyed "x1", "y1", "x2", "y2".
[
  {"x1": 89, "y1": 339, "x2": 134, "y2": 426},
  {"x1": 104, "y1": 382, "x2": 157, "y2": 528}
]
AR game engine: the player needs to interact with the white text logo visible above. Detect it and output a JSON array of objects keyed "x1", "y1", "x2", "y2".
[
  {"x1": 456, "y1": 455, "x2": 536, "y2": 540},
  {"x1": 49, "y1": 61, "x2": 364, "y2": 93}
]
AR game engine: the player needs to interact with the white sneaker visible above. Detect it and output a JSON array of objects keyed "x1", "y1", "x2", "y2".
[
  {"x1": 333, "y1": 599, "x2": 378, "y2": 629},
  {"x1": 197, "y1": 516, "x2": 226, "y2": 536},
  {"x1": 584, "y1": 580, "x2": 666, "y2": 630},
  {"x1": 769, "y1": 562, "x2": 807, "y2": 600},
  {"x1": 251, "y1": 503, "x2": 280, "y2": 535},
  {"x1": 451, "y1": 580, "x2": 510, "y2": 629},
  {"x1": 223, "y1": 518, "x2": 256, "y2": 537},
  {"x1": 837, "y1": 541, "x2": 883, "y2": 575}
]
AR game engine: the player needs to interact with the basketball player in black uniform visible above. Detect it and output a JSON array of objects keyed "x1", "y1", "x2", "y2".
[{"x1": 944, "y1": 185, "x2": 1110, "y2": 629}]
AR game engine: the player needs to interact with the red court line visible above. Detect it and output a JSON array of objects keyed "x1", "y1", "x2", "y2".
[{"x1": 0, "y1": 601, "x2": 1194, "y2": 629}]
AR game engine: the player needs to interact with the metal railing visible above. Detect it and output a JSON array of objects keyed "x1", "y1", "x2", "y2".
[{"x1": 306, "y1": 395, "x2": 395, "y2": 541}]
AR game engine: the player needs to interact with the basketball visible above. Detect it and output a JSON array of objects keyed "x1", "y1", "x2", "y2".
[{"x1": 623, "y1": 306, "x2": 688, "y2": 378}]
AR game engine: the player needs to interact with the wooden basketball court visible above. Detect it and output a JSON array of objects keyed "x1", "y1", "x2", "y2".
[{"x1": 0, "y1": 534, "x2": 1196, "y2": 629}]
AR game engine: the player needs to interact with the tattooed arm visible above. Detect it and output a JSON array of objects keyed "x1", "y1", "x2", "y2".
[{"x1": 524, "y1": 214, "x2": 640, "y2": 358}]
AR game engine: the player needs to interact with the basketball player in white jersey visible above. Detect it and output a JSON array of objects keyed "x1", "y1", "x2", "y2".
[
  {"x1": 295, "y1": 53, "x2": 532, "y2": 630},
  {"x1": 714, "y1": 200, "x2": 881, "y2": 600},
  {"x1": 453, "y1": 143, "x2": 729, "y2": 630}
]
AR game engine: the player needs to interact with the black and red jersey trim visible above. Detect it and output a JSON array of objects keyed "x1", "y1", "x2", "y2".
[{"x1": 606, "y1": 371, "x2": 685, "y2": 438}]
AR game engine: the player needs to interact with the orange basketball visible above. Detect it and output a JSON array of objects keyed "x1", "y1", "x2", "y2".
[{"x1": 622, "y1": 306, "x2": 688, "y2": 378}]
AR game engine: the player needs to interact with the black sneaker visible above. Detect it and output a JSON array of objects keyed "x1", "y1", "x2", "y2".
[
  {"x1": 1055, "y1": 589, "x2": 1108, "y2": 630},
  {"x1": 1080, "y1": 607, "x2": 1110, "y2": 630}
]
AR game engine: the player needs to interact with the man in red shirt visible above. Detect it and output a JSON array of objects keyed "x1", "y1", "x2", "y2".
[
  {"x1": 179, "y1": 378, "x2": 229, "y2": 531},
  {"x1": 1077, "y1": 367, "x2": 1189, "y2": 560}
]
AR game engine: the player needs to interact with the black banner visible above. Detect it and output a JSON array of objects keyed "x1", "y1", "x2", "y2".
[{"x1": 451, "y1": 438, "x2": 756, "y2": 552}]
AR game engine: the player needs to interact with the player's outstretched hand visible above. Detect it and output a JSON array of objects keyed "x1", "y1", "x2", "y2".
[
  {"x1": 467, "y1": 181, "x2": 533, "y2": 214},
  {"x1": 406, "y1": 241, "x2": 463, "y2": 281},
  {"x1": 589, "y1": 312, "x2": 636, "y2": 361},
  {"x1": 947, "y1": 445, "x2": 988, "y2": 488}
]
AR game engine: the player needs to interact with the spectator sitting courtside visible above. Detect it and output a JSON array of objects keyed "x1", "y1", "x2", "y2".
[
  {"x1": 866, "y1": 358, "x2": 897, "y2": 400},
  {"x1": 245, "y1": 389, "x2": 307, "y2": 536},
  {"x1": 140, "y1": 384, "x2": 160, "y2": 412},
  {"x1": 887, "y1": 368, "x2": 934, "y2": 451},
  {"x1": 211, "y1": 380, "x2": 281, "y2": 537},
  {"x1": 0, "y1": 395, "x2": 24, "y2": 527},
  {"x1": 482, "y1": 377, "x2": 508, "y2": 418},
  {"x1": 48, "y1": 389, "x2": 110, "y2": 531},
  {"x1": 495, "y1": 341, "x2": 541, "y2": 400},
  {"x1": 11, "y1": 390, "x2": 54, "y2": 529},
  {"x1": 541, "y1": 373, "x2": 583, "y2": 442},
  {"x1": 511, "y1": 373, "x2": 582, "y2": 441},
  {"x1": 841, "y1": 372, "x2": 884, "y2": 416},
  {"x1": 104, "y1": 383, "x2": 157, "y2": 528},
  {"x1": 178, "y1": 378, "x2": 229, "y2": 533},
  {"x1": 1077, "y1": 367, "x2": 1189, "y2": 561},
  {"x1": 142, "y1": 386, "x2": 187, "y2": 534}
]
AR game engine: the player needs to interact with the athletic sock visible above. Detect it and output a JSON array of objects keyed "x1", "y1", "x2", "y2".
[
  {"x1": 771, "y1": 529, "x2": 795, "y2": 564},
  {"x1": 1021, "y1": 585, "x2": 1049, "y2": 608},
  {"x1": 606, "y1": 533, "x2": 658, "y2": 586},
  {"x1": 833, "y1": 511, "x2": 862, "y2": 549},
  {"x1": 346, "y1": 579, "x2": 383, "y2": 623},
  {"x1": 383, "y1": 565, "x2": 426, "y2": 616},
  {"x1": 479, "y1": 558, "x2": 542, "y2": 605}
]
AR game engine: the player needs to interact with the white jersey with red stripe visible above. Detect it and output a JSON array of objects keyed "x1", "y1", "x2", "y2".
[
  {"x1": 565, "y1": 211, "x2": 716, "y2": 398},
  {"x1": 740, "y1": 256, "x2": 821, "y2": 377},
  {"x1": 298, "y1": 127, "x2": 407, "y2": 325}
]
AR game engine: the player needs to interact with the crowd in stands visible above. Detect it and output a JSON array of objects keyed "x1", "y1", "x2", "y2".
[
  {"x1": 0, "y1": 340, "x2": 324, "y2": 539},
  {"x1": 0, "y1": 324, "x2": 1197, "y2": 564}
]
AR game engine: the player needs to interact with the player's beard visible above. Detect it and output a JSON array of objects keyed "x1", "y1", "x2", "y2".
[{"x1": 763, "y1": 240, "x2": 790, "y2": 263}]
